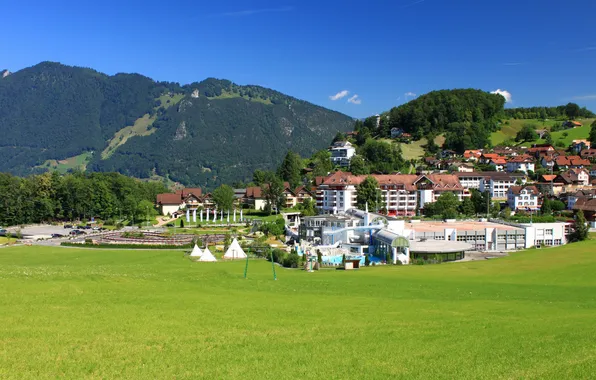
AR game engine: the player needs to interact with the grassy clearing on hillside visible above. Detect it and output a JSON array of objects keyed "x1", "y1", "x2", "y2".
[
  {"x1": 491, "y1": 118, "x2": 595, "y2": 146},
  {"x1": 382, "y1": 135, "x2": 445, "y2": 161},
  {"x1": 36, "y1": 152, "x2": 93, "y2": 173},
  {"x1": 207, "y1": 89, "x2": 274, "y2": 105},
  {"x1": 156, "y1": 93, "x2": 184, "y2": 109},
  {"x1": 1, "y1": 242, "x2": 595, "y2": 378},
  {"x1": 101, "y1": 114, "x2": 158, "y2": 159}
]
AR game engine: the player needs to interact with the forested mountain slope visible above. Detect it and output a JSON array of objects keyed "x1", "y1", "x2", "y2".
[{"x1": 0, "y1": 62, "x2": 354, "y2": 187}]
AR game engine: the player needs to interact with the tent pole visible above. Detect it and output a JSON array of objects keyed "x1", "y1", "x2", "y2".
[
  {"x1": 270, "y1": 249, "x2": 277, "y2": 281},
  {"x1": 244, "y1": 249, "x2": 249, "y2": 279}
]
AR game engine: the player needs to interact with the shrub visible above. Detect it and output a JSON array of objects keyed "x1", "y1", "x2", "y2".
[
  {"x1": 282, "y1": 252, "x2": 300, "y2": 268},
  {"x1": 61, "y1": 242, "x2": 193, "y2": 249},
  {"x1": 364, "y1": 255, "x2": 370, "y2": 267}
]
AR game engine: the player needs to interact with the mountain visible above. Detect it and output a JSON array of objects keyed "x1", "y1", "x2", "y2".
[{"x1": 0, "y1": 62, "x2": 354, "y2": 187}]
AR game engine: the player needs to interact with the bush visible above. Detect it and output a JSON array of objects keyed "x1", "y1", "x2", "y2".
[
  {"x1": 61, "y1": 242, "x2": 193, "y2": 249},
  {"x1": 282, "y1": 252, "x2": 300, "y2": 268},
  {"x1": 364, "y1": 255, "x2": 371, "y2": 267}
]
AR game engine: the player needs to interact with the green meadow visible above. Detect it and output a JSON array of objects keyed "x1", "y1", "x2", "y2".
[{"x1": 1, "y1": 242, "x2": 595, "y2": 379}]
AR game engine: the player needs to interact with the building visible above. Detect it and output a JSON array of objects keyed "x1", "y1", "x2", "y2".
[
  {"x1": 244, "y1": 187, "x2": 267, "y2": 210},
  {"x1": 571, "y1": 140, "x2": 591, "y2": 154},
  {"x1": 555, "y1": 156, "x2": 591, "y2": 170},
  {"x1": 299, "y1": 209, "x2": 571, "y2": 265},
  {"x1": 316, "y1": 171, "x2": 469, "y2": 217},
  {"x1": 463, "y1": 150, "x2": 482, "y2": 161},
  {"x1": 580, "y1": 149, "x2": 596, "y2": 161},
  {"x1": 507, "y1": 185, "x2": 540, "y2": 211},
  {"x1": 567, "y1": 189, "x2": 596, "y2": 210},
  {"x1": 528, "y1": 145, "x2": 555, "y2": 158},
  {"x1": 506, "y1": 155, "x2": 535, "y2": 174},
  {"x1": 390, "y1": 128, "x2": 404, "y2": 138},
  {"x1": 563, "y1": 120, "x2": 582, "y2": 129},
  {"x1": 557, "y1": 168, "x2": 591, "y2": 187},
  {"x1": 156, "y1": 188, "x2": 204, "y2": 215},
  {"x1": 573, "y1": 197, "x2": 596, "y2": 228},
  {"x1": 456, "y1": 172, "x2": 526, "y2": 199},
  {"x1": 329, "y1": 141, "x2": 356, "y2": 167}
]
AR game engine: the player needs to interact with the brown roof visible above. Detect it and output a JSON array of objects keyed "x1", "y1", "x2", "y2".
[
  {"x1": 245, "y1": 186, "x2": 263, "y2": 198},
  {"x1": 180, "y1": 188, "x2": 202, "y2": 197},
  {"x1": 315, "y1": 176, "x2": 326, "y2": 186},
  {"x1": 580, "y1": 149, "x2": 596, "y2": 158},
  {"x1": 464, "y1": 150, "x2": 482, "y2": 158},
  {"x1": 557, "y1": 168, "x2": 589, "y2": 184},
  {"x1": 540, "y1": 174, "x2": 557, "y2": 182},
  {"x1": 555, "y1": 156, "x2": 590, "y2": 167},
  {"x1": 528, "y1": 145, "x2": 554, "y2": 153},
  {"x1": 157, "y1": 193, "x2": 182, "y2": 205},
  {"x1": 319, "y1": 171, "x2": 464, "y2": 192},
  {"x1": 508, "y1": 154, "x2": 534, "y2": 163},
  {"x1": 491, "y1": 158, "x2": 507, "y2": 165},
  {"x1": 573, "y1": 197, "x2": 596, "y2": 212}
]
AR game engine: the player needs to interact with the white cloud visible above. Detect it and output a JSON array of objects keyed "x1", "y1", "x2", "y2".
[
  {"x1": 491, "y1": 89, "x2": 512, "y2": 103},
  {"x1": 404, "y1": 92, "x2": 417, "y2": 99},
  {"x1": 347, "y1": 94, "x2": 362, "y2": 105},
  {"x1": 330, "y1": 90, "x2": 349, "y2": 101}
]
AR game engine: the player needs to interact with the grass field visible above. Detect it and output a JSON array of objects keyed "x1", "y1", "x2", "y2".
[
  {"x1": 101, "y1": 114, "x2": 158, "y2": 159},
  {"x1": 36, "y1": 152, "x2": 93, "y2": 173},
  {"x1": 491, "y1": 118, "x2": 595, "y2": 146},
  {"x1": 1, "y1": 242, "x2": 595, "y2": 378},
  {"x1": 381, "y1": 135, "x2": 445, "y2": 161}
]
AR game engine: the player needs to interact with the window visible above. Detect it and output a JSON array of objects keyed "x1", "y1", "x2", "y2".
[{"x1": 545, "y1": 229, "x2": 553, "y2": 235}]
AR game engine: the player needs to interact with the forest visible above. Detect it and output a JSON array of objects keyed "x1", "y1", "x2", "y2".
[
  {"x1": 0, "y1": 62, "x2": 353, "y2": 187},
  {"x1": 0, "y1": 171, "x2": 167, "y2": 226},
  {"x1": 504, "y1": 104, "x2": 595, "y2": 120}
]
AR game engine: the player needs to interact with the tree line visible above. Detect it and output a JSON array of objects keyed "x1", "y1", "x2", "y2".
[
  {"x1": 0, "y1": 171, "x2": 167, "y2": 226},
  {"x1": 504, "y1": 103, "x2": 595, "y2": 120}
]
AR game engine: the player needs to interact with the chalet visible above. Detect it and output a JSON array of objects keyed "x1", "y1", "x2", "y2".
[
  {"x1": 245, "y1": 187, "x2": 266, "y2": 210},
  {"x1": 571, "y1": 140, "x2": 591, "y2": 154},
  {"x1": 390, "y1": 128, "x2": 404, "y2": 138},
  {"x1": 283, "y1": 186, "x2": 314, "y2": 208},
  {"x1": 480, "y1": 153, "x2": 501, "y2": 164},
  {"x1": 506, "y1": 155, "x2": 535, "y2": 174},
  {"x1": 492, "y1": 147, "x2": 519, "y2": 157},
  {"x1": 452, "y1": 162, "x2": 475, "y2": 173},
  {"x1": 563, "y1": 120, "x2": 582, "y2": 129},
  {"x1": 555, "y1": 155, "x2": 591, "y2": 170},
  {"x1": 580, "y1": 149, "x2": 596, "y2": 161},
  {"x1": 489, "y1": 157, "x2": 507, "y2": 172},
  {"x1": 463, "y1": 150, "x2": 482, "y2": 161},
  {"x1": 527, "y1": 145, "x2": 555, "y2": 158},
  {"x1": 507, "y1": 186, "x2": 540, "y2": 211},
  {"x1": 156, "y1": 188, "x2": 204, "y2": 215},
  {"x1": 572, "y1": 197, "x2": 596, "y2": 228},
  {"x1": 567, "y1": 189, "x2": 596, "y2": 210},
  {"x1": 556, "y1": 168, "x2": 591, "y2": 187}
]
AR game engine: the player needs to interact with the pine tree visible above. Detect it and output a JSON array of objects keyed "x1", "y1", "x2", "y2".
[
  {"x1": 571, "y1": 210, "x2": 589, "y2": 242},
  {"x1": 589, "y1": 120, "x2": 596, "y2": 146}
]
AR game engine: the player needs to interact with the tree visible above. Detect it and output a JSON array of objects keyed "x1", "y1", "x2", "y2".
[
  {"x1": 278, "y1": 151, "x2": 302, "y2": 189},
  {"x1": 571, "y1": 210, "x2": 589, "y2": 242},
  {"x1": 212, "y1": 184, "x2": 235, "y2": 211},
  {"x1": 349, "y1": 155, "x2": 369, "y2": 175},
  {"x1": 544, "y1": 131, "x2": 553, "y2": 146},
  {"x1": 359, "y1": 139, "x2": 404, "y2": 174},
  {"x1": 565, "y1": 102, "x2": 581, "y2": 119},
  {"x1": 252, "y1": 170, "x2": 267, "y2": 186},
  {"x1": 333, "y1": 132, "x2": 347, "y2": 143},
  {"x1": 356, "y1": 176, "x2": 382, "y2": 211},
  {"x1": 541, "y1": 200, "x2": 552, "y2": 216},
  {"x1": 261, "y1": 172, "x2": 285, "y2": 214},
  {"x1": 515, "y1": 124, "x2": 539, "y2": 142},
  {"x1": 470, "y1": 189, "x2": 491, "y2": 215},
  {"x1": 299, "y1": 198, "x2": 317, "y2": 216},
  {"x1": 431, "y1": 192, "x2": 461, "y2": 219},
  {"x1": 589, "y1": 120, "x2": 596, "y2": 146},
  {"x1": 459, "y1": 197, "x2": 475, "y2": 216},
  {"x1": 425, "y1": 134, "x2": 439, "y2": 154},
  {"x1": 310, "y1": 150, "x2": 333, "y2": 177}
]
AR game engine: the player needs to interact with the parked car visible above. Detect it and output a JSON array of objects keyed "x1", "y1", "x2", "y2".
[
  {"x1": 165, "y1": 223, "x2": 175, "y2": 227},
  {"x1": 64, "y1": 224, "x2": 73, "y2": 229},
  {"x1": 69, "y1": 230, "x2": 86, "y2": 236},
  {"x1": 51, "y1": 233, "x2": 64, "y2": 238},
  {"x1": 0, "y1": 228, "x2": 7, "y2": 235}
]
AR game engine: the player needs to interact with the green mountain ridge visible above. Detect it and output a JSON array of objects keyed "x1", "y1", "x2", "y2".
[{"x1": 0, "y1": 62, "x2": 354, "y2": 187}]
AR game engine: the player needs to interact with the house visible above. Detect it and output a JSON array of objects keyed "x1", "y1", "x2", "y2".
[
  {"x1": 156, "y1": 188, "x2": 204, "y2": 215},
  {"x1": 580, "y1": 149, "x2": 596, "y2": 161},
  {"x1": 492, "y1": 147, "x2": 519, "y2": 157},
  {"x1": 245, "y1": 187, "x2": 267, "y2": 211},
  {"x1": 423, "y1": 156, "x2": 441, "y2": 168},
  {"x1": 572, "y1": 197, "x2": 596, "y2": 228},
  {"x1": 506, "y1": 155, "x2": 535, "y2": 174},
  {"x1": 440, "y1": 150, "x2": 457, "y2": 159},
  {"x1": 567, "y1": 189, "x2": 596, "y2": 210},
  {"x1": 390, "y1": 128, "x2": 404, "y2": 138},
  {"x1": 556, "y1": 168, "x2": 591, "y2": 187},
  {"x1": 555, "y1": 156, "x2": 591, "y2": 170},
  {"x1": 571, "y1": 140, "x2": 591, "y2": 154},
  {"x1": 535, "y1": 129, "x2": 548, "y2": 139},
  {"x1": 507, "y1": 186, "x2": 540, "y2": 211},
  {"x1": 540, "y1": 156, "x2": 556, "y2": 171},
  {"x1": 453, "y1": 162, "x2": 475, "y2": 173},
  {"x1": 489, "y1": 157, "x2": 507, "y2": 172},
  {"x1": 527, "y1": 145, "x2": 555, "y2": 158},
  {"x1": 329, "y1": 141, "x2": 356, "y2": 167},
  {"x1": 463, "y1": 150, "x2": 482, "y2": 161},
  {"x1": 480, "y1": 153, "x2": 501, "y2": 164},
  {"x1": 282, "y1": 186, "x2": 314, "y2": 208},
  {"x1": 563, "y1": 120, "x2": 582, "y2": 129}
]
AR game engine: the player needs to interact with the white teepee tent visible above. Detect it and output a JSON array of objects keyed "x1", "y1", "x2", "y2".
[
  {"x1": 190, "y1": 244, "x2": 203, "y2": 257},
  {"x1": 223, "y1": 238, "x2": 247, "y2": 259},
  {"x1": 199, "y1": 246, "x2": 217, "y2": 262}
]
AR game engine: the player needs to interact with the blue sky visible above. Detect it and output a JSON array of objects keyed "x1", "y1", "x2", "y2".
[{"x1": 1, "y1": 0, "x2": 595, "y2": 118}]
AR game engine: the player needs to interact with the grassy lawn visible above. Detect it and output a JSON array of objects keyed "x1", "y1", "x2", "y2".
[
  {"x1": 382, "y1": 135, "x2": 445, "y2": 161},
  {"x1": 1, "y1": 241, "x2": 596, "y2": 378},
  {"x1": 101, "y1": 114, "x2": 158, "y2": 159}
]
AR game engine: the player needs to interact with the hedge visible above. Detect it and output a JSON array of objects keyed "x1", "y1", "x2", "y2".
[{"x1": 61, "y1": 242, "x2": 193, "y2": 249}]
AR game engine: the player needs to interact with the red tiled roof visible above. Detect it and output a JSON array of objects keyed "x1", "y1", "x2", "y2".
[
  {"x1": 509, "y1": 185, "x2": 539, "y2": 195},
  {"x1": 157, "y1": 193, "x2": 183, "y2": 205},
  {"x1": 491, "y1": 158, "x2": 507, "y2": 165},
  {"x1": 180, "y1": 188, "x2": 202, "y2": 197},
  {"x1": 555, "y1": 156, "x2": 590, "y2": 167},
  {"x1": 245, "y1": 187, "x2": 262, "y2": 198},
  {"x1": 464, "y1": 150, "x2": 482, "y2": 158}
]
